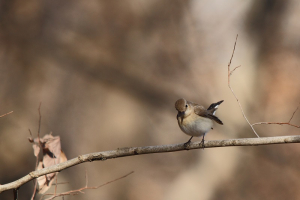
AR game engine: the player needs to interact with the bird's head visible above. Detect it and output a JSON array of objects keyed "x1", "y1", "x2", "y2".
[{"x1": 175, "y1": 98, "x2": 190, "y2": 114}]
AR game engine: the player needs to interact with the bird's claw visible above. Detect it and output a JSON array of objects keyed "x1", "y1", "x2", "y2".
[
  {"x1": 184, "y1": 141, "x2": 191, "y2": 148},
  {"x1": 200, "y1": 138, "x2": 205, "y2": 150}
]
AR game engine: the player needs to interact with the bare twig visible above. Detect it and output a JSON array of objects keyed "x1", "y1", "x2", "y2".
[
  {"x1": 85, "y1": 169, "x2": 88, "y2": 187},
  {"x1": 38, "y1": 102, "x2": 42, "y2": 138},
  {"x1": 229, "y1": 65, "x2": 241, "y2": 76},
  {"x1": 30, "y1": 132, "x2": 40, "y2": 200},
  {"x1": 41, "y1": 171, "x2": 134, "y2": 200},
  {"x1": 1, "y1": 135, "x2": 300, "y2": 193},
  {"x1": 288, "y1": 106, "x2": 299, "y2": 123},
  {"x1": 0, "y1": 111, "x2": 13, "y2": 118},
  {"x1": 31, "y1": 103, "x2": 43, "y2": 200},
  {"x1": 28, "y1": 129, "x2": 33, "y2": 138},
  {"x1": 252, "y1": 122, "x2": 300, "y2": 128},
  {"x1": 252, "y1": 105, "x2": 300, "y2": 128},
  {"x1": 54, "y1": 174, "x2": 58, "y2": 196},
  {"x1": 228, "y1": 34, "x2": 260, "y2": 137},
  {"x1": 52, "y1": 182, "x2": 69, "y2": 186},
  {"x1": 13, "y1": 188, "x2": 19, "y2": 200}
]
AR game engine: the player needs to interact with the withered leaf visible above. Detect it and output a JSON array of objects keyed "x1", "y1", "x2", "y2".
[{"x1": 29, "y1": 134, "x2": 67, "y2": 194}]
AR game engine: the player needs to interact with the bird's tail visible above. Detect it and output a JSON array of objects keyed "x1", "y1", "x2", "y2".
[
  {"x1": 207, "y1": 100, "x2": 224, "y2": 115},
  {"x1": 207, "y1": 100, "x2": 224, "y2": 125}
]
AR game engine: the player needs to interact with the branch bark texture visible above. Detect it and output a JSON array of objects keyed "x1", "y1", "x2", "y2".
[{"x1": 1, "y1": 135, "x2": 300, "y2": 193}]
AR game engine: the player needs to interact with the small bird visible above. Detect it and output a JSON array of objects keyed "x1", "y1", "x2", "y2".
[{"x1": 175, "y1": 98, "x2": 224, "y2": 148}]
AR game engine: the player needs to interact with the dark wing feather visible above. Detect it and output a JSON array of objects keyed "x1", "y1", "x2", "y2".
[
  {"x1": 194, "y1": 104, "x2": 223, "y2": 125},
  {"x1": 207, "y1": 100, "x2": 224, "y2": 110},
  {"x1": 207, "y1": 114, "x2": 223, "y2": 125}
]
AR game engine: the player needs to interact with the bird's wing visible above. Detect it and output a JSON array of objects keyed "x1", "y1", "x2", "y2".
[
  {"x1": 194, "y1": 104, "x2": 223, "y2": 125},
  {"x1": 207, "y1": 100, "x2": 224, "y2": 110},
  {"x1": 207, "y1": 100, "x2": 224, "y2": 115}
]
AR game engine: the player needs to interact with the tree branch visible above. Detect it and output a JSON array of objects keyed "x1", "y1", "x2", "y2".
[
  {"x1": 1, "y1": 135, "x2": 300, "y2": 193},
  {"x1": 0, "y1": 111, "x2": 13, "y2": 118},
  {"x1": 41, "y1": 171, "x2": 134, "y2": 200},
  {"x1": 252, "y1": 104, "x2": 300, "y2": 128},
  {"x1": 31, "y1": 103, "x2": 42, "y2": 200},
  {"x1": 228, "y1": 34, "x2": 260, "y2": 137}
]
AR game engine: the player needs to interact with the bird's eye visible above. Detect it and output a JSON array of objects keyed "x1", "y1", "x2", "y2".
[{"x1": 185, "y1": 104, "x2": 188, "y2": 108}]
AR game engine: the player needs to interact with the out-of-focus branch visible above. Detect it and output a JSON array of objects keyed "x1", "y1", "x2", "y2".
[
  {"x1": 228, "y1": 35, "x2": 300, "y2": 135},
  {"x1": 228, "y1": 34, "x2": 260, "y2": 137},
  {"x1": 41, "y1": 171, "x2": 134, "y2": 200},
  {"x1": 252, "y1": 105, "x2": 300, "y2": 128},
  {"x1": 31, "y1": 103, "x2": 42, "y2": 200},
  {"x1": 1, "y1": 135, "x2": 300, "y2": 193},
  {"x1": 0, "y1": 111, "x2": 13, "y2": 118}
]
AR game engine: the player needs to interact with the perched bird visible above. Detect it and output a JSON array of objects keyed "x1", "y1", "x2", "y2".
[{"x1": 175, "y1": 98, "x2": 223, "y2": 147}]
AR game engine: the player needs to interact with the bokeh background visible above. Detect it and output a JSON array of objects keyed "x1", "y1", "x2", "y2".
[{"x1": 1, "y1": 0, "x2": 300, "y2": 199}]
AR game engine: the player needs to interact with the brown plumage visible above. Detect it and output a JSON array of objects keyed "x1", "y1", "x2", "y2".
[{"x1": 175, "y1": 98, "x2": 223, "y2": 147}]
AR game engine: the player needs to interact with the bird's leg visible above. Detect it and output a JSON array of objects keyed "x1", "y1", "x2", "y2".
[
  {"x1": 200, "y1": 134, "x2": 205, "y2": 150},
  {"x1": 184, "y1": 136, "x2": 193, "y2": 147}
]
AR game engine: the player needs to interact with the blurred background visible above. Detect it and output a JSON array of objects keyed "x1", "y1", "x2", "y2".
[{"x1": 1, "y1": 0, "x2": 300, "y2": 199}]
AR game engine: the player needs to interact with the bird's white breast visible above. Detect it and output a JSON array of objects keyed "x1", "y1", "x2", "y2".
[{"x1": 179, "y1": 115, "x2": 213, "y2": 137}]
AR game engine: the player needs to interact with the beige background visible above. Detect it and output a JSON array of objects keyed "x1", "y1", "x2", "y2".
[{"x1": 1, "y1": 0, "x2": 300, "y2": 199}]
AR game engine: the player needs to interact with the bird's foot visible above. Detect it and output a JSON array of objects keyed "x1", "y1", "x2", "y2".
[
  {"x1": 184, "y1": 141, "x2": 191, "y2": 149},
  {"x1": 200, "y1": 138, "x2": 205, "y2": 150},
  {"x1": 184, "y1": 137, "x2": 193, "y2": 149}
]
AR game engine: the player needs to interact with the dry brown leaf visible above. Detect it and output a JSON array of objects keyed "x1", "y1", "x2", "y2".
[
  {"x1": 42, "y1": 135, "x2": 62, "y2": 168},
  {"x1": 29, "y1": 134, "x2": 67, "y2": 194},
  {"x1": 32, "y1": 144, "x2": 40, "y2": 157},
  {"x1": 60, "y1": 151, "x2": 67, "y2": 163},
  {"x1": 36, "y1": 161, "x2": 57, "y2": 194}
]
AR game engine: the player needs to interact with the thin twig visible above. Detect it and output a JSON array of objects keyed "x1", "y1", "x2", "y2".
[
  {"x1": 252, "y1": 122, "x2": 300, "y2": 128},
  {"x1": 41, "y1": 171, "x2": 134, "y2": 200},
  {"x1": 54, "y1": 174, "x2": 58, "y2": 196},
  {"x1": 227, "y1": 34, "x2": 260, "y2": 137},
  {"x1": 52, "y1": 182, "x2": 69, "y2": 186},
  {"x1": 30, "y1": 137, "x2": 40, "y2": 200},
  {"x1": 230, "y1": 65, "x2": 241, "y2": 76},
  {"x1": 13, "y1": 188, "x2": 19, "y2": 200},
  {"x1": 31, "y1": 103, "x2": 43, "y2": 200},
  {"x1": 1, "y1": 135, "x2": 300, "y2": 193},
  {"x1": 29, "y1": 129, "x2": 33, "y2": 138},
  {"x1": 252, "y1": 105, "x2": 300, "y2": 128},
  {"x1": 288, "y1": 105, "x2": 299, "y2": 123},
  {"x1": 38, "y1": 102, "x2": 42, "y2": 138},
  {"x1": 227, "y1": 35, "x2": 238, "y2": 77},
  {"x1": 85, "y1": 169, "x2": 88, "y2": 188},
  {"x1": 0, "y1": 111, "x2": 13, "y2": 118}
]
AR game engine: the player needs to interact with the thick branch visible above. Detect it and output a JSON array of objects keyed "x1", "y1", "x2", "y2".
[{"x1": 1, "y1": 135, "x2": 300, "y2": 193}]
